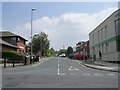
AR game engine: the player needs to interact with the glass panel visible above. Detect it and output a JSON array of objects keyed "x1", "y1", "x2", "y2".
[
  {"x1": 115, "y1": 19, "x2": 120, "y2": 51},
  {"x1": 18, "y1": 37, "x2": 20, "y2": 42},
  {"x1": 11, "y1": 37, "x2": 16, "y2": 45},
  {"x1": 116, "y1": 19, "x2": 120, "y2": 36}
]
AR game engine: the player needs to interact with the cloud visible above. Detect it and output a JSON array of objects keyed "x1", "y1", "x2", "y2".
[{"x1": 13, "y1": 7, "x2": 117, "y2": 50}]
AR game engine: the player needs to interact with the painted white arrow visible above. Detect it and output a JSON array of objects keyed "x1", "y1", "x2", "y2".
[{"x1": 68, "y1": 66, "x2": 79, "y2": 71}]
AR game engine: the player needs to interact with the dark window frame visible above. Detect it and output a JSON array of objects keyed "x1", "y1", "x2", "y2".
[{"x1": 115, "y1": 19, "x2": 120, "y2": 51}]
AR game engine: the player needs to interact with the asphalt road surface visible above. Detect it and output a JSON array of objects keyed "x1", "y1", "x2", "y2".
[{"x1": 2, "y1": 57, "x2": 118, "y2": 88}]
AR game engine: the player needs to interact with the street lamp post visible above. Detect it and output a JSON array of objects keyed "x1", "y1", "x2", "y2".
[
  {"x1": 40, "y1": 37, "x2": 42, "y2": 58},
  {"x1": 30, "y1": 8, "x2": 36, "y2": 64}
]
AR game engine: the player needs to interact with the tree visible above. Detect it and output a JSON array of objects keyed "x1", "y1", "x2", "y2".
[
  {"x1": 67, "y1": 46, "x2": 73, "y2": 56},
  {"x1": 58, "y1": 49, "x2": 67, "y2": 56},
  {"x1": 32, "y1": 32, "x2": 50, "y2": 56},
  {"x1": 48, "y1": 48, "x2": 56, "y2": 57}
]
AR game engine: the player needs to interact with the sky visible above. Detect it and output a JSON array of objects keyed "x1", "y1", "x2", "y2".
[{"x1": 2, "y1": 2, "x2": 119, "y2": 50}]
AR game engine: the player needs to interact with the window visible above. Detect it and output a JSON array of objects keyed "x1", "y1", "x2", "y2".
[
  {"x1": 92, "y1": 34, "x2": 94, "y2": 44},
  {"x1": 11, "y1": 37, "x2": 16, "y2": 41},
  {"x1": 117, "y1": 40, "x2": 120, "y2": 51},
  {"x1": 98, "y1": 30, "x2": 100, "y2": 42},
  {"x1": 22, "y1": 49, "x2": 24, "y2": 53},
  {"x1": 18, "y1": 37, "x2": 20, "y2": 42},
  {"x1": 0, "y1": 45, "x2": 1, "y2": 51},
  {"x1": 101, "y1": 28, "x2": 103, "y2": 41},
  {"x1": 99, "y1": 45, "x2": 100, "y2": 51},
  {"x1": 106, "y1": 43, "x2": 109, "y2": 53},
  {"x1": 105, "y1": 25, "x2": 107, "y2": 40},
  {"x1": 116, "y1": 39, "x2": 120, "y2": 51},
  {"x1": 115, "y1": 19, "x2": 120, "y2": 36},
  {"x1": 102, "y1": 44, "x2": 104, "y2": 54},
  {"x1": 11, "y1": 37, "x2": 16, "y2": 45},
  {"x1": 115, "y1": 19, "x2": 120, "y2": 51},
  {"x1": 93, "y1": 47, "x2": 95, "y2": 55}
]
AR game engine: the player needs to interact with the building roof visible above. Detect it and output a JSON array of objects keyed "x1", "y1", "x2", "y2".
[
  {"x1": 0, "y1": 31, "x2": 27, "y2": 41},
  {"x1": 0, "y1": 39, "x2": 17, "y2": 48}
]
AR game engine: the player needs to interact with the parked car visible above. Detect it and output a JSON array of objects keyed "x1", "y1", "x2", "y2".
[
  {"x1": 68, "y1": 53, "x2": 74, "y2": 59},
  {"x1": 73, "y1": 54, "x2": 84, "y2": 60}
]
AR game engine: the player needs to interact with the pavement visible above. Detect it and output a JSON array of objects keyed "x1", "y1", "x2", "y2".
[
  {"x1": 75, "y1": 59, "x2": 119, "y2": 72},
  {"x1": 0, "y1": 57, "x2": 47, "y2": 69}
]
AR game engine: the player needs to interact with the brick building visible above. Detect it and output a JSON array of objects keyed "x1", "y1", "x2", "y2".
[
  {"x1": 0, "y1": 31, "x2": 27, "y2": 53},
  {"x1": 76, "y1": 41, "x2": 89, "y2": 56},
  {"x1": 0, "y1": 39, "x2": 17, "y2": 52}
]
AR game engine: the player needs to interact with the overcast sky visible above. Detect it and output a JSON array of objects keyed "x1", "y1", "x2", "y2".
[{"x1": 2, "y1": 2, "x2": 118, "y2": 50}]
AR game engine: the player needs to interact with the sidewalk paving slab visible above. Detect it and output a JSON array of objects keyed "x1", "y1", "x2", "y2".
[
  {"x1": 1, "y1": 58, "x2": 48, "y2": 69},
  {"x1": 73, "y1": 59, "x2": 119, "y2": 72},
  {"x1": 83, "y1": 63, "x2": 119, "y2": 72}
]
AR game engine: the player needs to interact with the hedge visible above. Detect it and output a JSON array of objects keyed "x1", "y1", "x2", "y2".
[{"x1": 2, "y1": 51, "x2": 25, "y2": 60}]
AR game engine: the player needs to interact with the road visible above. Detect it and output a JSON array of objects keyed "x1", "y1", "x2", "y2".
[{"x1": 2, "y1": 57, "x2": 118, "y2": 88}]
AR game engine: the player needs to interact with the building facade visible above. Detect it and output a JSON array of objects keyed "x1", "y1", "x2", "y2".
[
  {"x1": 0, "y1": 31, "x2": 27, "y2": 53},
  {"x1": 76, "y1": 41, "x2": 89, "y2": 56},
  {"x1": 0, "y1": 39, "x2": 17, "y2": 52},
  {"x1": 89, "y1": 9, "x2": 120, "y2": 61}
]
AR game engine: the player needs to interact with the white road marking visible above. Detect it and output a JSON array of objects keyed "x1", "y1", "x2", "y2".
[
  {"x1": 59, "y1": 73, "x2": 66, "y2": 75},
  {"x1": 82, "y1": 73, "x2": 91, "y2": 76},
  {"x1": 57, "y1": 59, "x2": 60, "y2": 75},
  {"x1": 68, "y1": 66, "x2": 79, "y2": 71},
  {"x1": 58, "y1": 68, "x2": 60, "y2": 75},
  {"x1": 57, "y1": 59, "x2": 66, "y2": 76},
  {"x1": 94, "y1": 73, "x2": 103, "y2": 76},
  {"x1": 70, "y1": 73, "x2": 78, "y2": 75},
  {"x1": 107, "y1": 73, "x2": 116, "y2": 76}
]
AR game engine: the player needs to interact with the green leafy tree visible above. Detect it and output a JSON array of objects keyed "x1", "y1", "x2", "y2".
[
  {"x1": 58, "y1": 49, "x2": 67, "y2": 56},
  {"x1": 67, "y1": 46, "x2": 73, "y2": 56},
  {"x1": 48, "y1": 48, "x2": 56, "y2": 57},
  {"x1": 32, "y1": 32, "x2": 50, "y2": 56}
]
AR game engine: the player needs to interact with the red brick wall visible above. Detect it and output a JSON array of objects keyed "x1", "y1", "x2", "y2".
[
  {"x1": 17, "y1": 41, "x2": 26, "y2": 53},
  {"x1": 2, "y1": 45, "x2": 17, "y2": 51}
]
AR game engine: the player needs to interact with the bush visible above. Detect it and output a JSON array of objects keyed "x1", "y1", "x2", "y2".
[{"x1": 2, "y1": 51, "x2": 25, "y2": 60}]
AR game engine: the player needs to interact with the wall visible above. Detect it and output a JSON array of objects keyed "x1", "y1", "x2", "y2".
[
  {"x1": 89, "y1": 9, "x2": 119, "y2": 61},
  {"x1": 2, "y1": 45, "x2": 17, "y2": 51},
  {"x1": 17, "y1": 39, "x2": 26, "y2": 53}
]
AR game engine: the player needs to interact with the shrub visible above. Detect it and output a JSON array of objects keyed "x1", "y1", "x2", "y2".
[{"x1": 2, "y1": 51, "x2": 25, "y2": 60}]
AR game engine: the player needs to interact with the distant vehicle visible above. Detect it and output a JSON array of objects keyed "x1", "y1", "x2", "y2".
[
  {"x1": 73, "y1": 54, "x2": 84, "y2": 60},
  {"x1": 59, "y1": 53, "x2": 66, "y2": 57},
  {"x1": 68, "y1": 53, "x2": 74, "y2": 59}
]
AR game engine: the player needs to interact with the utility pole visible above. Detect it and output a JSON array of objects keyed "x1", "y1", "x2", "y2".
[
  {"x1": 30, "y1": 8, "x2": 36, "y2": 64},
  {"x1": 63, "y1": 45, "x2": 65, "y2": 50},
  {"x1": 40, "y1": 37, "x2": 42, "y2": 58}
]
